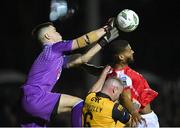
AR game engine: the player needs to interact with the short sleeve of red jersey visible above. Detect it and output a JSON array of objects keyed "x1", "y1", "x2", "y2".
[{"x1": 138, "y1": 75, "x2": 158, "y2": 108}]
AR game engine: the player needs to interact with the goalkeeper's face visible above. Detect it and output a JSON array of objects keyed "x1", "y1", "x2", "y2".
[
  {"x1": 46, "y1": 25, "x2": 62, "y2": 42},
  {"x1": 41, "y1": 25, "x2": 63, "y2": 44}
]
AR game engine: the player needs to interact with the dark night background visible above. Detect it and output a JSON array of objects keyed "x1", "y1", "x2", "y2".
[{"x1": 0, "y1": 0, "x2": 180, "y2": 126}]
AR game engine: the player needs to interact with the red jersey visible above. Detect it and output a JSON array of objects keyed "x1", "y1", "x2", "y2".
[{"x1": 107, "y1": 66, "x2": 158, "y2": 109}]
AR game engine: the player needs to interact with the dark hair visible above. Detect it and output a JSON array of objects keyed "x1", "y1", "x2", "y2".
[
  {"x1": 103, "y1": 39, "x2": 129, "y2": 65},
  {"x1": 31, "y1": 22, "x2": 53, "y2": 42},
  {"x1": 108, "y1": 39, "x2": 129, "y2": 55}
]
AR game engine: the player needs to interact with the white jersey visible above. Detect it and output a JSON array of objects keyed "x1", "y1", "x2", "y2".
[{"x1": 115, "y1": 70, "x2": 133, "y2": 88}]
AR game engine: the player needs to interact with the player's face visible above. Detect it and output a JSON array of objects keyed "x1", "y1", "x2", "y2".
[
  {"x1": 112, "y1": 82, "x2": 123, "y2": 101},
  {"x1": 46, "y1": 25, "x2": 62, "y2": 42},
  {"x1": 121, "y1": 44, "x2": 134, "y2": 64},
  {"x1": 114, "y1": 89, "x2": 122, "y2": 101}
]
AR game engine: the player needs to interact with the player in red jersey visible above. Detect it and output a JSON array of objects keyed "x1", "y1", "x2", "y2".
[{"x1": 82, "y1": 39, "x2": 159, "y2": 127}]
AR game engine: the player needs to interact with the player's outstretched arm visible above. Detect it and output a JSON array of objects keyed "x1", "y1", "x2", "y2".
[
  {"x1": 88, "y1": 66, "x2": 111, "y2": 93},
  {"x1": 66, "y1": 44, "x2": 102, "y2": 68},
  {"x1": 71, "y1": 17, "x2": 118, "y2": 50},
  {"x1": 66, "y1": 27, "x2": 119, "y2": 68},
  {"x1": 71, "y1": 27, "x2": 106, "y2": 50}
]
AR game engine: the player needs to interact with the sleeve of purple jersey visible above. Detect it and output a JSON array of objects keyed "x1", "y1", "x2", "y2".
[
  {"x1": 62, "y1": 55, "x2": 69, "y2": 68},
  {"x1": 63, "y1": 54, "x2": 82, "y2": 69},
  {"x1": 52, "y1": 40, "x2": 73, "y2": 53}
]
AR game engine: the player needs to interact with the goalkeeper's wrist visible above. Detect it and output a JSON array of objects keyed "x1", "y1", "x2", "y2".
[
  {"x1": 98, "y1": 38, "x2": 108, "y2": 47},
  {"x1": 103, "y1": 25, "x2": 110, "y2": 33}
]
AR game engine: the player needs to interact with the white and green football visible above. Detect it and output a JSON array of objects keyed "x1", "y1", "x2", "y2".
[{"x1": 116, "y1": 9, "x2": 139, "y2": 32}]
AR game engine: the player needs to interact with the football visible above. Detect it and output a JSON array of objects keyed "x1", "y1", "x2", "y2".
[{"x1": 116, "y1": 9, "x2": 139, "y2": 32}]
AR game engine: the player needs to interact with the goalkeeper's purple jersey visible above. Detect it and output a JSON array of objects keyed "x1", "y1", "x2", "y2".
[{"x1": 23, "y1": 40, "x2": 72, "y2": 92}]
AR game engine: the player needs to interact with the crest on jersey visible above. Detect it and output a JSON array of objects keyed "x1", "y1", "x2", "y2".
[
  {"x1": 117, "y1": 105, "x2": 123, "y2": 111},
  {"x1": 120, "y1": 76, "x2": 127, "y2": 86}
]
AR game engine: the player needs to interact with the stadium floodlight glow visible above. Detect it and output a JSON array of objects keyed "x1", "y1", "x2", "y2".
[{"x1": 49, "y1": 0, "x2": 68, "y2": 21}]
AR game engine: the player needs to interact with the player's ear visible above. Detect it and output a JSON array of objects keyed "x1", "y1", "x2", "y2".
[
  {"x1": 118, "y1": 55, "x2": 124, "y2": 61},
  {"x1": 44, "y1": 33, "x2": 51, "y2": 40},
  {"x1": 113, "y1": 88, "x2": 115, "y2": 94},
  {"x1": 113, "y1": 86, "x2": 118, "y2": 94}
]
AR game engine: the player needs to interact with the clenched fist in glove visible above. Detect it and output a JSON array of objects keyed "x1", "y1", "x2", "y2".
[
  {"x1": 104, "y1": 17, "x2": 118, "y2": 33},
  {"x1": 98, "y1": 27, "x2": 119, "y2": 47}
]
